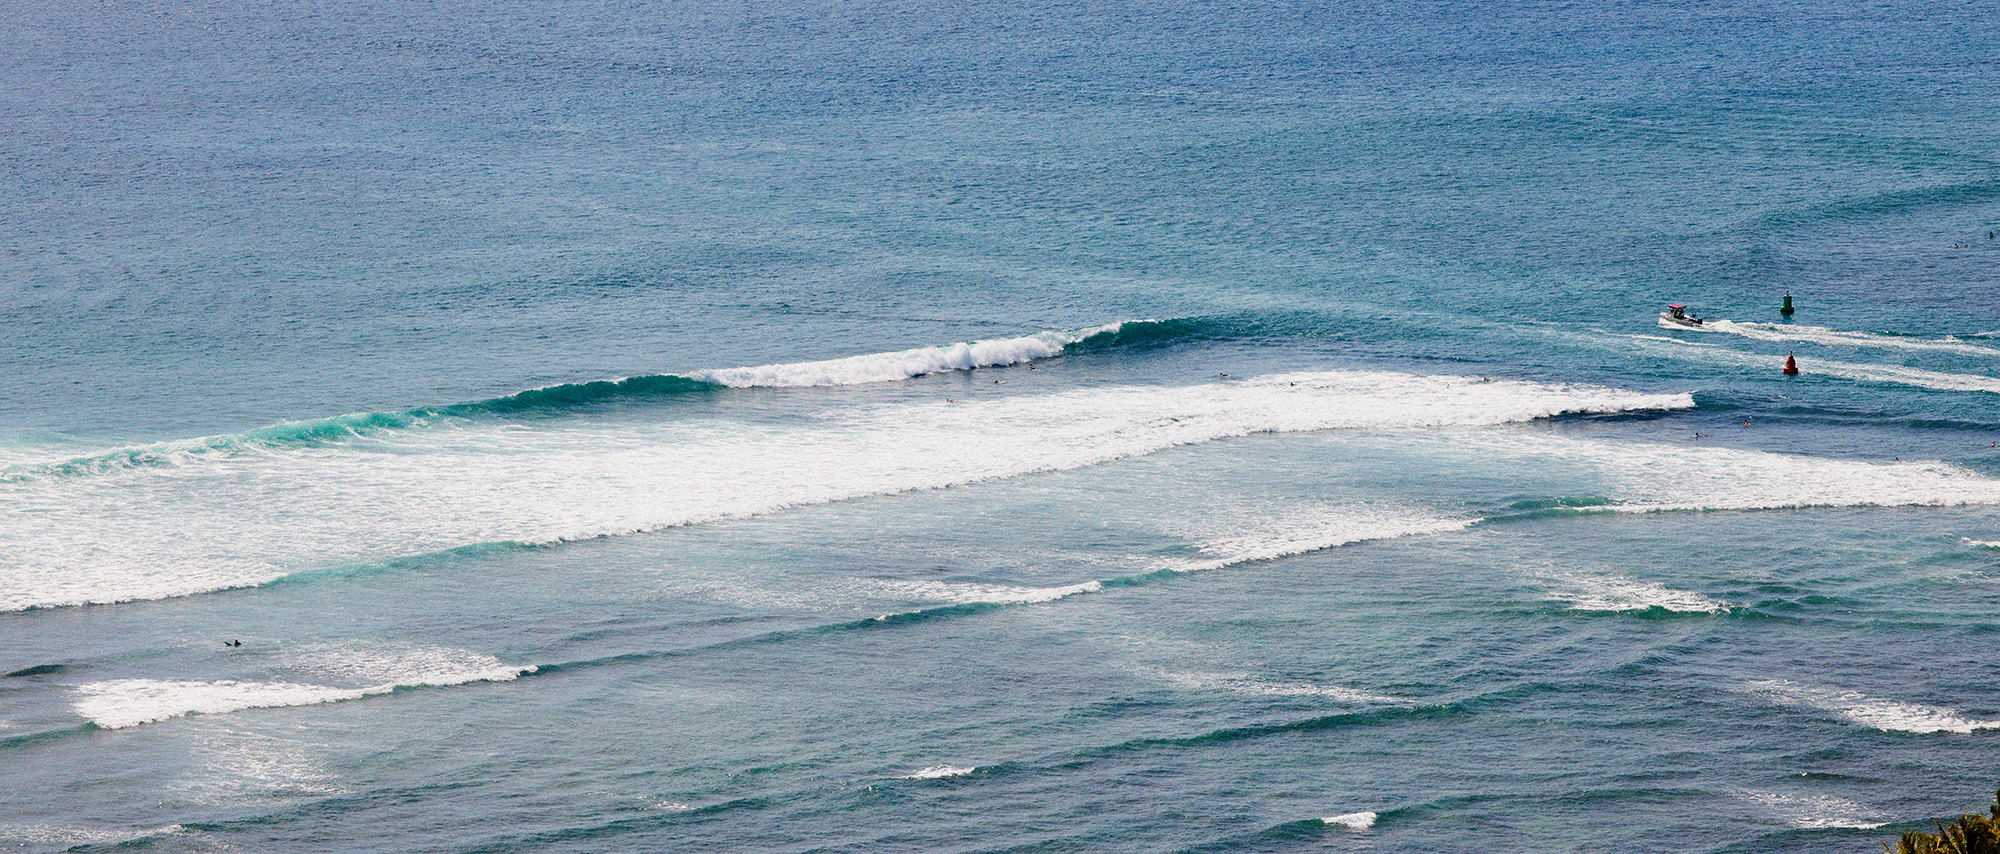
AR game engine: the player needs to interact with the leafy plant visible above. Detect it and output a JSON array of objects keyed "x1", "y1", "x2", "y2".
[{"x1": 1885, "y1": 790, "x2": 2000, "y2": 854}]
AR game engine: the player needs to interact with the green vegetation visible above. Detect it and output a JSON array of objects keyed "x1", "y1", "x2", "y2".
[{"x1": 1886, "y1": 791, "x2": 2000, "y2": 854}]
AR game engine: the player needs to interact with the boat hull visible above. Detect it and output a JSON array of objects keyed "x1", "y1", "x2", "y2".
[{"x1": 1659, "y1": 311, "x2": 1703, "y2": 328}]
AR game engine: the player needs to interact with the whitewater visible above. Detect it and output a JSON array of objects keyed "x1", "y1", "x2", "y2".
[{"x1": 6, "y1": 0, "x2": 2000, "y2": 852}]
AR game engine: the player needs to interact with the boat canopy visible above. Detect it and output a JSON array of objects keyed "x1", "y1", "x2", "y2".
[{"x1": 1667, "y1": 304, "x2": 1686, "y2": 309}]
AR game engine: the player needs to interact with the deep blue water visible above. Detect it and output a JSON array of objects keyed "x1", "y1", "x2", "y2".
[{"x1": 5, "y1": 0, "x2": 2000, "y2": 851}]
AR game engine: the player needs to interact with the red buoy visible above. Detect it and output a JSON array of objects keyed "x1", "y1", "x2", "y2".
[{"x1": 1782, "y1": 354, "x2": 1799, "y2": 375}]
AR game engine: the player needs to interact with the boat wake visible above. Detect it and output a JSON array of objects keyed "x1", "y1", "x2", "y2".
[{"x1": 1700, "y1": 320, "x2": 2000, "y2": 357}]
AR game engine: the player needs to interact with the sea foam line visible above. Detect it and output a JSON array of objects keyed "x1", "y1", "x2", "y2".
[
  {"x1": 1152, "y1": 670, "x2": 1405, "y2": 705},
  {"x1": 1171, "y1": 506, "x2": 1477, "y2": 574},
  {"x1": 860, "y1": 579, "x2": 1105, "y2": 605},
  {"x1": 1744, "y1": 679, "x2": 2000, "y2": 733},
  {"x1": 1735, "y1": 790, "x2": 1887, "y2": 830}
]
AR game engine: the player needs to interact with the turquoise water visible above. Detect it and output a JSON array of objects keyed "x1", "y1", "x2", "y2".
[{"x1": 5, "y1": 0, "x2": 2000, "y2": 851}]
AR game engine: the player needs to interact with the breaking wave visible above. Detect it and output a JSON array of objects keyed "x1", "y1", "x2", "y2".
[
  {"x1": 73, "y1": 646, "x2": 534, "y2": 729},
  {"x1": 1320, "y1": 811, "x2": 1378, "y2": 830},
  {"x1": 2, "y1": 321, "x2": 1173, "y2": 481},
  {"x1": 1533, "y1": 568, "x2": 1731, "y2": 613},
  {"x1": 0, "y1": 369, "x2": 1689, "y2": 612},
  {"x1": 896, "y1": 764, "x2": 977, "y2": 779},
  {"x1": 1743, "y1": 679, "x2": 2000, "y2": 733}
]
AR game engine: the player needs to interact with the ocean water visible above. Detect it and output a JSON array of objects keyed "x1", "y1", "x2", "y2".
[{"x1": 5, "y1": 0, "x2": 2000, "y2": 851}]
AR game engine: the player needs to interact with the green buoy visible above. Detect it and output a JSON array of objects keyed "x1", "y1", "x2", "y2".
[{"x1": 1780, "y1": 292, "x2": 1794, "y2": 316}]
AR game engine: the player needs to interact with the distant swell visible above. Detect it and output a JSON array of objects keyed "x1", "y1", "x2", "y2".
[
  {"x1": 1752, "y1": 179, "x2": 2000, "y2": 231},
  {"x1": 466, "y1": 374, "x2": 724, "y2": 413}
]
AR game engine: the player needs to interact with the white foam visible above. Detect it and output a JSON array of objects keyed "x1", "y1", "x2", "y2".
[
  {"x1": 1441, "y1": 430, "x2": 2000, "y2": 515},
  {"x1": 76, "y1": 679, "x2": 379, "y2": 730},
  {"x1": 1736, "y1": 790, "x2": 1886, "y2": 830},
  {"x1": 694, "y1": 323, "x2": 1126, "y2": 387},
  {"x1": 281, "y1": 643, "x2": 534, "y2": 686},
  {"x1": 1962, "y1": 538, "x2": 2000, "y2": 550},
  {"x1": 1744, "y1": 679, "x2": 2000, "y2": 733},
  {"x1": 0, "y1": 369, "x2": 1688, "y2": 611},
  {"x1": 0, "y1": 823, "x2": 184, "y2": 849},
  {"x1": 1632, "y1": 333, "x2": 1716, "y2": 346},
  {"x1": 1619, "y1": 331, "x2": 2000, "y2": 395},
  {"x1": 1172, "y1": 503, "x2": 1479, "y2": 573},
  {"x1": 898, "y1": 764, "x2": 976, "y2": 779},
  {"x1": 1321, "y1": 811, "x2": 1377, "y2": 829},
  {"x1": 173, "y1": 729, "x2": 343, "y2": 800},
  {"x1": 1155, "y1": 670, "x2": 1403, "y2": 705},
  {"x1": 1699, "y1": 320, "x2": 2000, "y2": 358},
  {"x1": 861, "y1": 579, "x2": 1104, "y2": 605},
  {"x1": 1534, "y1": 569, "x2": 1730, "y2": 613},
  {"x1": 74, "y1": 646, "x2": 533, "y2": 729}
]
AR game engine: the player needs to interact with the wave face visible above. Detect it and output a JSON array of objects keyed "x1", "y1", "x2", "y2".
[
  {"x1": 4, "y1": 323, "x2": 1167, "y2": 479},
  {"x1": 0, "y1": 369, "x2": 1690, "y2": 612},
  {"x1": 692, "y1": 322, "x2": 1133, "y2": 387},
  {"x1": 14, "y1": 0, "x2": 2000, "y2": 846}
]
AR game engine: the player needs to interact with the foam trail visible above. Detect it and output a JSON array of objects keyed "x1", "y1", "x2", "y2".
[
  {"x1": 1153, "y1": 670, "x2": 1404, "y2": 704},
  {"x1": 74, "y1": 646, "x2": 534, "y2": 729},
  {"x1": 1744, "y1": 680, "x2": 2000, "y2": 733},
  {"x1": 1618, "y1": 333, "x2": 2000, "y2": 394},
  {"x1": 0, "y1": 824, "x2": 186, "y2": 850},
  {"x1": 1697, "y1": 320, "x2": 2000, "y2": 357},
  {"x1": 861, "y1": 579, "x2": 1104, "y2": 605},
  {"x1": 694, "y1": 322, "x2": 1127, "y2": 387},
  {"x1": 1736, "y1": 790, "x2": 1886, "y2": 830},
  {"x1": 0, "y1": 370, "x2": 1688, "y2": 611}
]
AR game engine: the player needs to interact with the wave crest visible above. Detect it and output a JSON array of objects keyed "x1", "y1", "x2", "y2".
[{"x1": 73, "y1": 646, "x2": 534, "y2": 729}]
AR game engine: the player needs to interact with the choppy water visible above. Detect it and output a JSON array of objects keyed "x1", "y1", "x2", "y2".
[{"x1": 5, "y1": 0, "x2": 2000, "y2": 851}]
